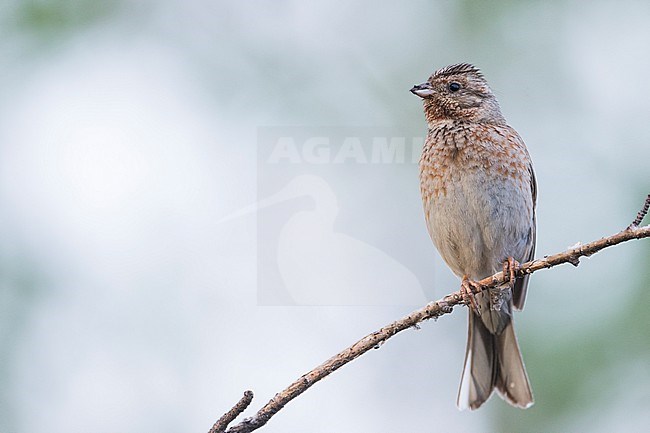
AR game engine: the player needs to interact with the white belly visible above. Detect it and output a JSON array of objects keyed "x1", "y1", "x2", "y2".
[{"x1": 423, "y1": 168, "x2": 533, "y2": 280}]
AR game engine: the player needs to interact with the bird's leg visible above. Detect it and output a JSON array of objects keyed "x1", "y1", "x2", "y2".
[
  {"x1": 460, "y1": 275, "x2": 482, "y2": 314},
  {"x1": 502, "y1": 256, "x2": 520, "y2": 290}
]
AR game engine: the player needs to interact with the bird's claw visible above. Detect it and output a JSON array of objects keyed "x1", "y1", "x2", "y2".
[
  {"x1": 460, "y1": 276, "x2": 482, "y2": 314},
  {"x1": 502, "y1": 257, "x2": 520, "y2": 289}
]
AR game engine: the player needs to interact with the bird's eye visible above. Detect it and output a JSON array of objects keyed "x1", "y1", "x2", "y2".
[{"x1": 448, "y1": 82, "x2": 461, "y2": 92}]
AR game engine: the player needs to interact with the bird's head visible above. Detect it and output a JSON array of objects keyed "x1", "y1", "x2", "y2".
[{"x1": 410, "y1": 63, "x2": 505, "y2": 125}]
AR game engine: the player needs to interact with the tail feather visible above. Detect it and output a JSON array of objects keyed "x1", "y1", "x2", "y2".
[
  {"x1": 495, "y1": 319, "x2": 534, "y2": 408},
  {"x1": 457, "y1": 309, "x2": 533, "y2": 410}
]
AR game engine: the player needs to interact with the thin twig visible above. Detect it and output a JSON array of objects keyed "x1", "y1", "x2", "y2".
[
  {"x1": 213, "y1": 196, "x2": 650, "y2": 433},
  {"x1": 628, "y1": 193, "x2": 650, "y2": 229},
  {"x1": 209, "y1": 391, "x2": 254, "y2": 433}
]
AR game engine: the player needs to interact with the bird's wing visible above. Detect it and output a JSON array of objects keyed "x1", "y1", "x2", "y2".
[{"x1": 513, "y1": 163, "x2": 537, "y2": 311}]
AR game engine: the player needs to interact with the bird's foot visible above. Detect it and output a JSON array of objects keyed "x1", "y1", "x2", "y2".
[
  {"x1": 460, "y1": 276, "x2": 483, "y2": 314},
  {"x1": 502, "y1": 257, "x2": 520, "y2": 289}
]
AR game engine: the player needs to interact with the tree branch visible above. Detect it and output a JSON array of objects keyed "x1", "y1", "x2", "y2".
[
  {"x1": 209, "y1": 391, "x2": 254, "y2": 433},
  {"x1": 211, "y1": 193, "x2": 650, "y2": 433},
  {"x1": 628, "y1": 193, "x2": 650, "y2": 229}
]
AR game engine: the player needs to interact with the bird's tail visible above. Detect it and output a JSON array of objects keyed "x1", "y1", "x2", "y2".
[{"x1": 457, "y1": 309, "x2": 534, "y2": 410}]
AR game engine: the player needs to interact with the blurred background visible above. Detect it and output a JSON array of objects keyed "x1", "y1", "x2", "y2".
[{"x1": 1, "y1": 1, "x2": 650, "y2": 432}]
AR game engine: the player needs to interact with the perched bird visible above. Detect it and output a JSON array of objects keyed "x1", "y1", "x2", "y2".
[{"x1": 411, "y1": 63, "x2": 536, "y2": 410}]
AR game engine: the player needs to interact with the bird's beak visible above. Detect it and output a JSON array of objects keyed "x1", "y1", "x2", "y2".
[{"x1": 410, "y1": 82, "x2": 434, "y2": 98}]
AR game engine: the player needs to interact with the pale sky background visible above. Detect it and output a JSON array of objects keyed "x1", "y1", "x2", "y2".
[{"x1": 1, "y1": 1, "x2": 649, "y2": 432}]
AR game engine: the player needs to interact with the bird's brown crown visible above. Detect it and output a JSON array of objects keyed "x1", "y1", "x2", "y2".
[{"x1": 431, "y1": 63, "x2": 484, "y2": 80}]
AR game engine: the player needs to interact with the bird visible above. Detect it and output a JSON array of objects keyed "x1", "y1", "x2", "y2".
[{"x1": 411, "y1": 63, "x2": 536, "y2": 410}]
